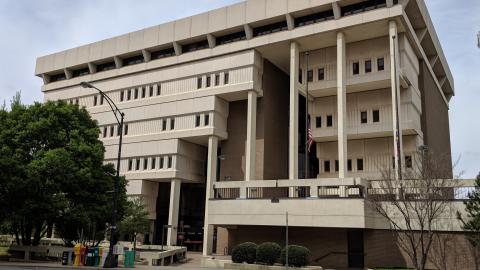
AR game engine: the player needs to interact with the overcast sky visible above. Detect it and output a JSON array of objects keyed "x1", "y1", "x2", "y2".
[{"x1": 0, "y1": 0, "x2": 478, "y2": 178}]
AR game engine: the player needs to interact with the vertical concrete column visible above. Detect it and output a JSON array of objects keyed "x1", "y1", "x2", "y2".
[
  {"x1": 167, "y1": 179, "x2": 181, "y2": 246},
  {"x1": 245, "y1": 90, "x2": 257, "y2": 181},
  {"x1": 336, "y1": 32, "x2": 348, "y2": 178},
  {"x1": 203, "y1": 136, "x2": 218, "y2": 256},
  {"x1": 389, "y1": 21, "x2": 404, "y2": 179},
  {"x1": 289, "y1": 42, "x2": 300, "y2": 180}
]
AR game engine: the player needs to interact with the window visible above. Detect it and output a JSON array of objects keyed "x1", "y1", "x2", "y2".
[
  {"x1": 169, "y1": 118, "x2": 175, "y2": 130},
  {"x1": 100, "y1": 95, "x2": 104, "y2": 105},
  {"x1": 103, "y1": 127, "x2": 107, "y2": 138},
  {"x1": 117, "y1": 126, "x2": 121, "y2": 136},
  {"x1": 75, "y1": 99, "x2": 79, "y2": 105},
  {"x1": 127, "y1": 90, "x2": 131, "y2": 100},
  {"x1": 335, "y1": 160, "x2": 339, "y2": 172},
  {"x1": 348, "y1": 159, "x2": 352, "y2": 171},
  {"x1": 206, "y1": 76, "x2": 211, "y2": 87},
  {"x1": 128, "y1": 160, "x2": 133, "y2": 171},
  {"x1": 315, "y1": 116, "x2": 322, "y2": 128},
  {"x1": 120, "y1": 91, "x2": 124, "y2": 102},
  {"x1": 122, "y1": 55, "x2": 144, "y2": 66},
  {"x1": 299, "y1": 69, "x2": 303, "y2": 83},
  {"x1": 353, "y1": 61, "x2": 360, "y2": 75},
  {"x1": 195, "y1": 115, "x2": 201, "y2": 127},
  {"x1": 357, "y1": 158, "x2": 364, "y2": 171},
  {"x1": 157, "y1": 84, "x2": 161, "y2": 95},
  {"x1": 124, "y1": 124, "x2": 129, "y2": 135},
  {"x1": 197, "y1": 77, "x2": 202, "y2": 89},
  {"x1": 149, "y1": 86, "x2": 153, "y2": 97},
  {"x1": 72, "y1": 67, "x2": 89, "y2": 78},
  {"x1": 167, "y1": 156, "x2": 172, "y2": 168},
  {"x1": 182, "y1": 40, "x2": 209, "y2": 53},
  {"x1": 361, "y1": 111, "x2": 368, "y2": 124},
  {"x1": 49, "y1": 73, "x2": 66, "y2": 82},
  {"x1": 324, "y1": 160, "x2": 331, "y2": 173},
  {"x1": 327, "y1": 115, "x2": 333, "y2": 127},
  {"x1": 253, "y1": 20, "x2": 288, "y2": 37},
  {"x1": 204, "y1": 114, "x2": 209, "y2": 126},
  {"x1": 160, "y1": 157, "x2": 164, "y2": 169},
  {"x1": 141, "y1": 87, "x2": 146, "y2": 98},
  {"x1": 405, "y1": 155, "x2": 412, "y2": 168},
  {"x1": 377, "y1": 57, "x2": 385, "y2": 71},
  {"x1": 215, "y1": 74, "x2": 220, "y2": 86},
  {"x1": 162, "y1": 119, "x2": 167, "y2": 131},
  {"x1": 151, "y1": 47, "x2": 175, "y2": 59},
  {"x1": 94, "y1": 96, "x2": 98, "y2": 106},
  {"x1": 96, "y1": 61, "x2": 116, "y2": 72},
  {"x1": 341, "y1": 0, "x2": 387, "y2": 16},
  {"x1": 135, "y1": 159, "x2": 140, "y2": 170},
  {"x1": 134, "y1": 89, "x2": 138, "y2": 99},
  {"x1": 143, "y1": 158, "x2": 148, "y2": 170},
  {"x1": 110, "y1": 126, "x2": 114, "y2": 137},
  {"x1": 224, "y1": 72, "x2": 229, "y2": 84},
  {"x1": 392, "y1": 156, "x2": 396, "y2": 169},
  {"x1": 307, "y1": 69, "x2": 313, "y2": 82},
  {"x1": 318, "y1": 68, "x2": 325, "y2": 80},
  {"x1": 365, "y1": 60, "x2": 372, "y2": 73},
  {"x1": 294, "y1": 10, "x2": 334, "y2": 27},
  {"x1": 373, "y1": 110, "x2": 380, "y2": 122},
  {"x1": 216, "y1": 31, "x2": 246, "y2": 45},
  {"x1": 151, "y1": 157, "x2": 156, "y2": 169}
]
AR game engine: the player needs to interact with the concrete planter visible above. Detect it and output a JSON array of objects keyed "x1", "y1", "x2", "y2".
[{"x1": 224, "y1": 262, "x2": 323, "y2": 270}]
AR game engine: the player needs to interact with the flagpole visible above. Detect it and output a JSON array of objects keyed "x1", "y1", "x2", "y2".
[{"x1": 305, "y1": 52, "x2": 309, "y2": 179}]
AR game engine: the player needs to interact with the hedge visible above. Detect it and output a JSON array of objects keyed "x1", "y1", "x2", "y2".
[
  {"x1": 256, "y1": 242, "x2": 281, "y2": 265},
  {"x1": 232, "y1": 242, "x2": 258, "y2": 264},
  {"x1": 280, "y1": 245, "x2": 310, "y2": 267}
]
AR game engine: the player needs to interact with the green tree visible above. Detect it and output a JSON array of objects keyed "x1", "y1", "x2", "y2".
[
  {"x1": 458, "y1": 173, "x2": 480, "y2": 269},
  {"x1": 119, "y1": 197, "x2": 150, "y2": 255},
  {"x1": 0, "y1": 93, "x2": 128, "y2": 246}
]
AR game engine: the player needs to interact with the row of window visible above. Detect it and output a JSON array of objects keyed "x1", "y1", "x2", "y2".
[
  {"x1": 127, "y1": 156, "x2": 173, "y2": 171},
  {"x1": 322, "y1": 155, "x2": 412, "y2": 173},
  {"x1": 314, "y1": 110, "x2": 381, "y2": 128},
  {"x1": 102, "y1": 124, "x2": 129, "y2": 138},
  {"x1": 197, "y1": 72, "x2": 229, "y2": 89}
]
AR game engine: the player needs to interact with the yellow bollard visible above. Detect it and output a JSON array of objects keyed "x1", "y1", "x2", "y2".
[{"x1": 73, "y1": 244, "x2": 81, "y2": 266}]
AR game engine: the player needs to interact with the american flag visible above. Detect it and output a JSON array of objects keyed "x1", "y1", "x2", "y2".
[{"x1": 307, "y1": 115, "x2": 314, "y2": 152}]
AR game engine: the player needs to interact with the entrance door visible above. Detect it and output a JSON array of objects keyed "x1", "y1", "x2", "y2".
[{"x1": 347, "y1": 230, "x2": 364, "y2": 268}]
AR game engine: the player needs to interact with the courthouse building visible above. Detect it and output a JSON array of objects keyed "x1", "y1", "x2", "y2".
[{"x1": 36, "y1": 0, "x2": 460, "y2": 268}]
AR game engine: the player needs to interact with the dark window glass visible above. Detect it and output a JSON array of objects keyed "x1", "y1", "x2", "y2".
[
  {"x1": 151, "y1": 157, "x2": 156, "y2": 169},
  {"x1": 144, "y1": 158, "x2": 148, "y2": 170},
  {"x1": 96, "y1": 61, "x2": 116, "y2": 72},
  {"x1": 335, "y1": 160, "x2": 339, "y2": 172},
  {"x1": 151, "y1": 47, "x2": 175, "y2": 59},
  {"x1": 167, "y1": 156, "x2": 172, "y2": 168},
  {"x1": 182, "y1": 40, "x2": 209, "y2": 53},
  {"x1": 348, "y1": 159, "x2": 352, "y2": 171},
  {"x1": 405, "y1": 155, "x2": 412, "y2": 168},
  {"x1": 365, "y1": 60, "x2": 372, "y2": 73},
  {"x1": 160, "y1": 157, "x2": 164, "y2": 168},
  {"x1": 127, "y1": 90, "x2": 131, "y2": 100},
  {"x1": 75, "y1": 99, "x2": 79, "y2": 104},
  {"x1": 318, "y1": 68, "x2": 325, "y2": 80},
  {"x1": 72, "y1": 67, "x2": 90, "y2": 78},
  {"x1": 392, "y1": 156, "x2": 396, "y2": 169},
  {"x1": 149, "y1": 86, "x2": 153, "y2": 97},
  {"x1": 361, "y1": 111, "x2": 368, "y2": 124},
  {"x1": 294, "y1": 9, "x2": 335, "y2": 27},
  {"x1": 324, "y1": 160, "x2": 331, "y2": 173},
  {"x1": 110, "y1": 126, "x2": 114, "y2": 137},
  {"x1": 307, "y1": 69, "x2": 313, "y2": 82},
  {"x1": 253, "y1": 20, "x2": 288, "y2": 37},
  {"x1": 49, "y1": 73, "x2": 66, "y2": 82},
  {"x1": 117, "y1": 126, "x2": 121, "y2": 136},
  {"x1": 135, "y1": 159, "x2": 140, "y2": 170},
  {"x1": 122, "y1": 54, "x2": 144, "y2": 66},
  {"x1": 204, "y1": 114, "x2": 209, "y2": 126},
  {"x1": 378, "y1": 57, "x2": 385, "y2": 71},
  {"x1": 134, "y1": 89, "x2": 138, "y2": 99},
  {"x1": 357, "y1": 158, "x2": 364, "y2": 171},
  {"x1": 327, "y1": 115, "x2": 333, "y2": 127},
  {"x1": 197, "y1": 77, "x2": 202, "y2": 89},
  {"x1": 299, "y1": 69, "x2": 303, "y2": 83},
  {"x1": 216, "y1": 31, "x2": 246, "y2": 45},
  {"x1": 195, "y1": 115, "x2": 201, "y2": 127},
  {"x1": 341, "y1": 0, "x2": 387, "y2": 16},
  {"x1": 141, "y1": 87, "x2": 146, "y2": 98},
  {"x1": 215, "y1": 74, "x2": 220, "y2": 86},
  {"x1": 128, "y1": 159, "x2": 133, "y2": 171},
  {"x1": 103, "y1": 127, "x2": 107, "y2": 138},
  {"x1": 315, "y1": 116, "x2": 322, "y2": 128},
  {"x1": 170, "y1": 119, "x2": 175, "y2": 130},
  {"x1": 224, "y1": 73, "x2": 229, "y2": 84},
  {"x1": 120, "y1": 91, "x2": 124, "y2": 102},
  {"x1": 162, "y1": 119, "x2": 167, "y2": 131},
  {"x1": 157, "y1": 84, "x2": 161, "y2": 95},
  {"x1": 100, "y1": 95, "x2": 104, "y2": 105},
  {"x1": 353, "y1": 62, "x2": 360, "y2": 75},
  {"x1": 94, "y1": 96, "x2": 97, "y2": 106},
  {"x1": 373, "y1": 110, "x2": 380, "y2": 122},
  {"x1": 206, "y1": 76, "x2": 211, "y2": 87},
  {"x1": 124, "y1": 124, "x2": 129, "y2": 135}
]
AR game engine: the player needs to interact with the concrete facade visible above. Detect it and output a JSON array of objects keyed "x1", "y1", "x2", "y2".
[{"x1": 37, "y1": 0, "x2": 461, "y2": 268}]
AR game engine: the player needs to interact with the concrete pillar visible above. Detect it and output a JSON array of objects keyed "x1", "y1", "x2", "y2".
[
  {"x1": 289, "y1": 42, "x2": 300, "y2": 180},
  {"x1": 203, "y1": 136, "x2": 218, "y2": 256},
  {"x1": 389, "y1": 21, "x2": 404, "y2": 179},
  {"x1": 336, "y1": 32, "x2": 348, "y2": 178},
  {"x1": 245, "y1": 90, "x2": 257, "y2": 181},
  {"x1": 167, "y1": 179, "x2": 181, "y2": 246}
]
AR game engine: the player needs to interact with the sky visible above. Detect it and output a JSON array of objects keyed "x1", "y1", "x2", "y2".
[{"x1": 0, "y1": 0, "x2": 478, "y2": 178}]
